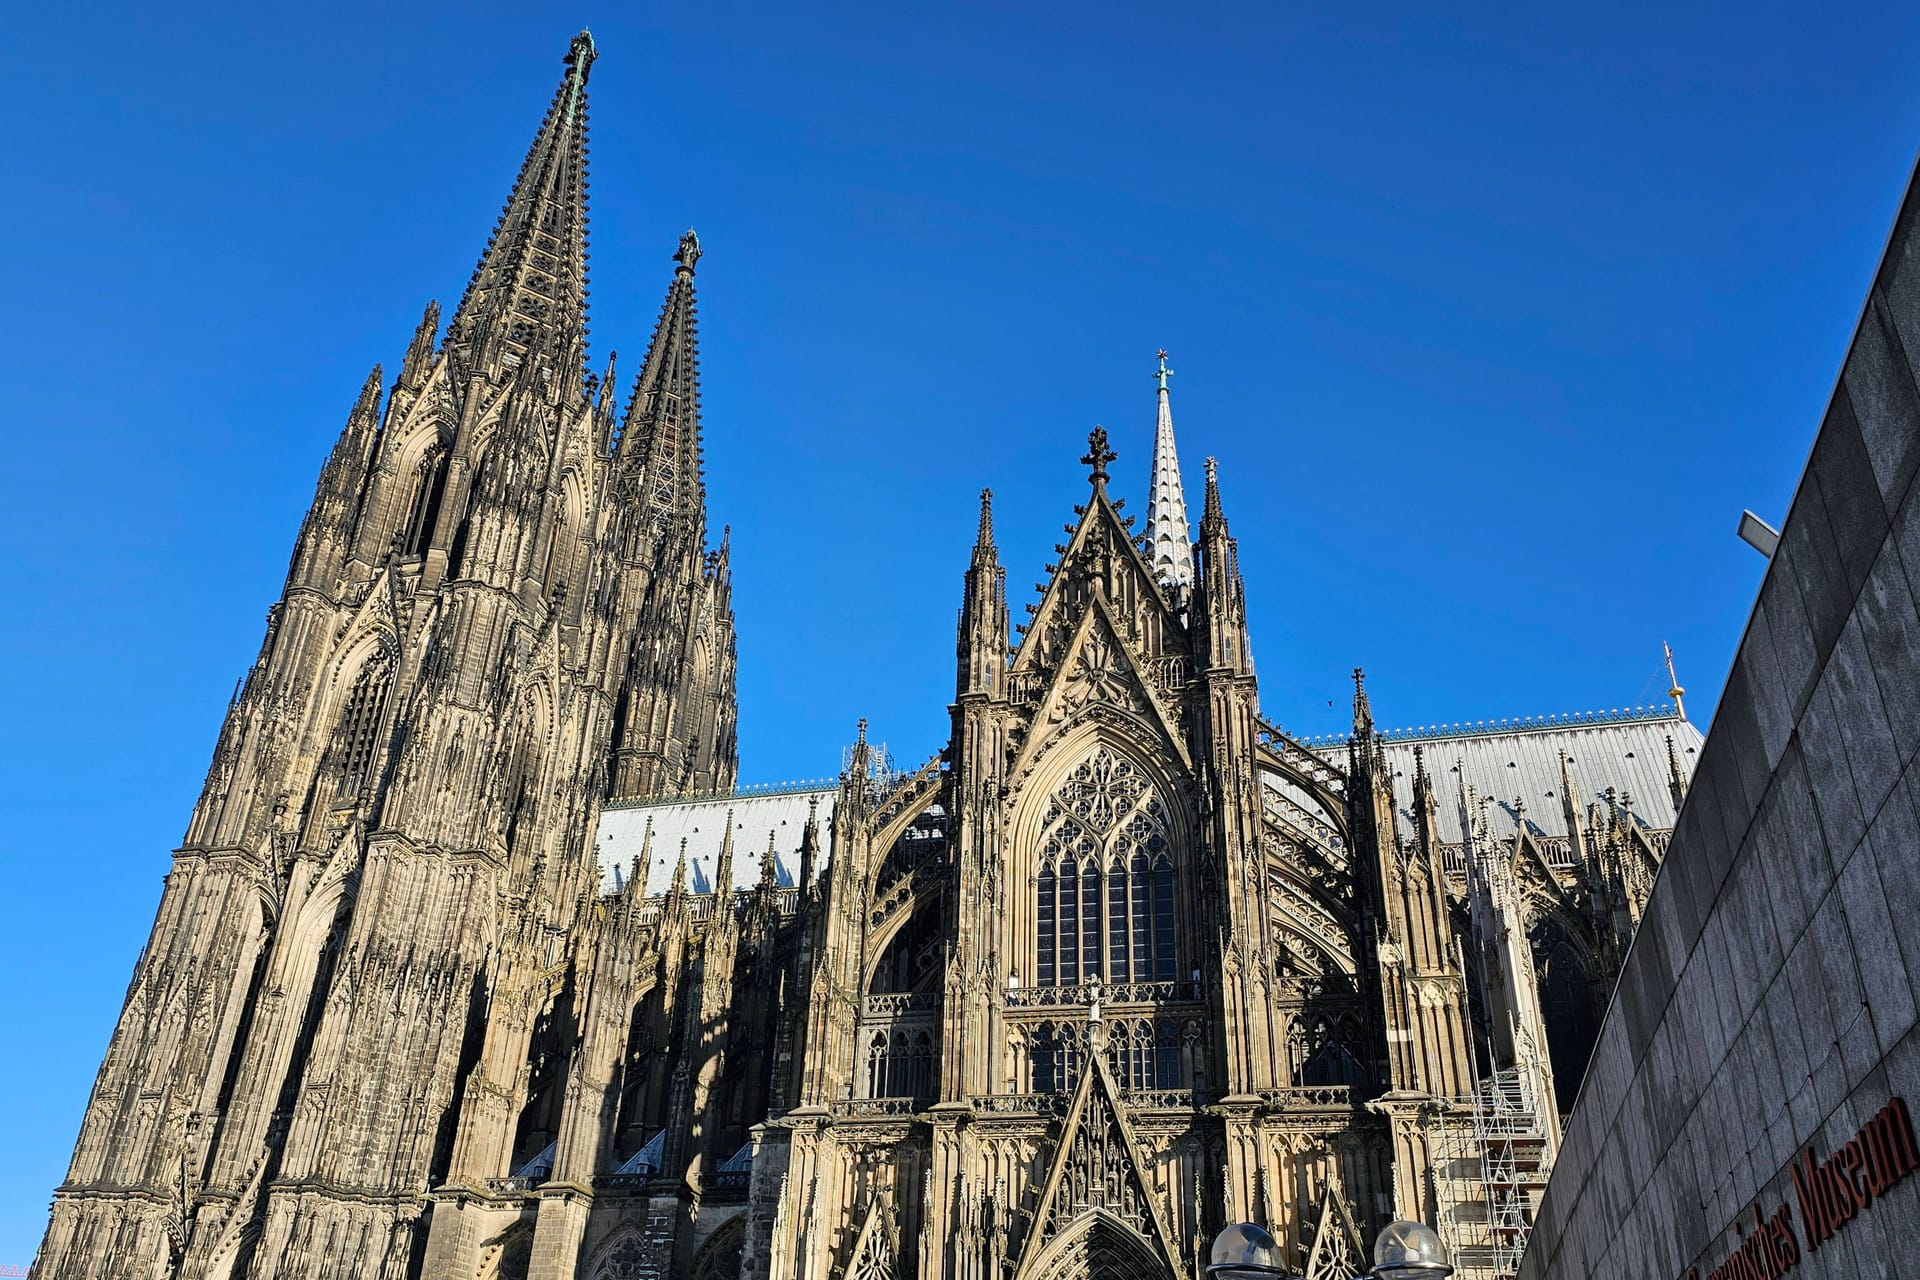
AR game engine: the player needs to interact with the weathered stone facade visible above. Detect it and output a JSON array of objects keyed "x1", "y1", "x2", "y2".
[{"x1": 36, "y1": 33, "x2": 1700, "y2": 1280}]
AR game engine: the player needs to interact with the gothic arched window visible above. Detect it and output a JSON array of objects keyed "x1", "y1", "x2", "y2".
[
  {"x1": 329, "y1": 650, "x2": 394, "y2": 800},
  {"x1": 401, "y1": 444, "x2": 450, "y2": 556},
  {"x1": 1532, "y1": 917, "x2": 1601, "y2": 1115},
  {"x1": 864, "y1": 1028, "x2": 935, "y2": 1100},
  {"x1": 1033, "y1": 748, "x2": 1178, "y2": 988}
]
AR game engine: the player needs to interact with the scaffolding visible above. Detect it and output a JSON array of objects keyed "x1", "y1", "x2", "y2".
[{"x1": 1433, "y1": 1070, "x2": 1552, "y2": 1280}]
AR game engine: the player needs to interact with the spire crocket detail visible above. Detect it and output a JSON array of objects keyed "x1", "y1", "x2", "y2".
[
  {"x1": 1146, "y1": 347, "x2": 1196, "y2": 595},
  {"x1": 447, "y1": 30, "x2": 597, "y2": 380}
]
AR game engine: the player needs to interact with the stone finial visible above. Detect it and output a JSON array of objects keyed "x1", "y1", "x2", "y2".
[
  {"x1": 566, "y1": 30, "x2": 598, "y2": 82},
  {"x1": 675, "y1": 229, "x2": 702, "y2": 276}
]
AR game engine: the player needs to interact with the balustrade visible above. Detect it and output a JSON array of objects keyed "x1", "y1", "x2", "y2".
[
  {"x1": 1256, "y1": 1085, "x2": 1353, "y2": 1108},
  {"x1": 862, "y1": 990, "x2": 940, "y2": 1017},
  {"x1": 1004, "y1": 980, "x2": 1202, "y2": 1009},
  {"x1": 831, "y1": 1096, "x2": 920, "y2": 1118}
]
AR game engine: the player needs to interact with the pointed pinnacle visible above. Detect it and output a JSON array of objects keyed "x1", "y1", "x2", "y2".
[
  {"x1": 977, "y1": 489, "x2": 994, "y2": 545},
  {"x1": 354, "y1": 364, "x2": 384, "y2": 423},
  {"x1": 715, "y1": 809, "x2": 736, "y2": 895},
  {"x1": 566, "y1": 30, "x2": 598, "y2": 83},
  {"x1": 1146, "y1": 351, "x2": 1194, "y2": 594},
  {"x1": 669, "y1": 836, "x2": 689, "y2": 896},
  {"x1": 759, "y1": 830, "x2": 781, "y2": 889},
  {"x1": 1202, "y1": 456, "x2": 1223, "y2": 525}
]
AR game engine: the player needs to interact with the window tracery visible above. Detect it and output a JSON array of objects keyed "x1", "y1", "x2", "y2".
[
  {"x1": 1034, "y1": 749, "x2": 1177, "y2": 988},
  {"x1": 863, "y1": 1028, "x2": 933, "y2": 1099},
  {"x1": 1026, "y1": 1017, "x2": 1187, "y2": 1093},
  {"x1": 329, "y1": 650, "x2": 394, "y2": 800}
]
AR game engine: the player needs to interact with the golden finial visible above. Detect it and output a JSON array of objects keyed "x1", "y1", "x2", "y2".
[{"x1": 1663, "y1": 642, "x2": 1686, "y2": 721}]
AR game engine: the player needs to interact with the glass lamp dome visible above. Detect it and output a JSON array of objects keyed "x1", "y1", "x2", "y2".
[
  {"x1": 1372, "y1": 1221, "x2": 1454, "y2": 1280},
  {"x1": 1208, "y1": 1222, "x2": 1285, "y2": 1277}
]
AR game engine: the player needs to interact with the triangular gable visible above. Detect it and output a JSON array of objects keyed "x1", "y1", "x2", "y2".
[
  {"x1": 1013, "y1": 1048, "x2": 1182, "y2": 1279},
  {"x1": 613, "y1": 1128, "x2": 665, "y2": 1175},
  {"x1": 1012, "y1": 486, "x2": 1181, "y2": 678},
  {"x1": 1010, "y1": 593, "x2": 1192, "y2": 782},
  {"x1": 1510, "y1": 829, "x2": 1575, "y2": 912},
  {"x1": 1301, "y1": 1181, "x2": 1367, "y2": 1280},
  {"x1": 842, "y1": 1194, "x2": 897, "y2": 1280}
]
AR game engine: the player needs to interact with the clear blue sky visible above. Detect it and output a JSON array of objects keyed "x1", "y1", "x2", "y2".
[{"x1": 3, "y1": 0, "x2": 1918, "y2": 1263}]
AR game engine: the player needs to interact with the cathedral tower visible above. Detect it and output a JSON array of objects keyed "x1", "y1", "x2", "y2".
[{"x1": 35, "y1": 34, "x2": 735, "y2": 1280}]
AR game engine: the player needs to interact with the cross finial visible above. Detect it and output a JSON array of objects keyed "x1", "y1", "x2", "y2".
[
  {"x1": 675, "y1": 229, "x2": 702, "y2": 276},
  {"x1": 1082, "y1": 427, "x2": 1117, "y2": 488},
  {"x1": 566, "y1": 30, "x2": 598, "y2": 83},
  {"x1": 1154, "y1": 349, "x2": 1173, "y2": 392},
  {"x1": 1663, "y1": 641, "x2": 1687, "y2": 720}
]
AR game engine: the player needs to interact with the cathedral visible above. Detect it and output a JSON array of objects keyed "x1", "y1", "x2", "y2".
[{"x1": 34, "y1": 34, "x2": 1703, "y2": 1280}]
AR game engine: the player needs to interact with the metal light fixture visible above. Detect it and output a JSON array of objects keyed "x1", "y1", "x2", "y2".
[
  {"x1": 1205, "y1": 1219, "x2": 1454, "y2": 1280},
  {"x1": 1371, "y1": 1220, "x2": 1454, "y2": 1280},
  {"x1": 1207, "y1": 1222, "x2": 1285, "y2": 1278}
]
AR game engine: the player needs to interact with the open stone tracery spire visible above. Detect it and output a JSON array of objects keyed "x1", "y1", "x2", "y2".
[
  {"x1": 1145, "y1": 348, "x2": 1195, "y2": 596},
  {"x1": 447, "y1": 30, "x2": 597, "y2": 379}
]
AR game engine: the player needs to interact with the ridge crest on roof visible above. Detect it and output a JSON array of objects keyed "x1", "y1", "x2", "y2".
[
  {"x1": 603, "y1": 777, "x2": 839, "y2": 812},
  {"x1": 1290, "y1": 702, "x2": 1685, "y2": 749}
]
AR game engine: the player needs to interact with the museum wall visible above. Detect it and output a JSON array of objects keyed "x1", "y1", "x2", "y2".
[{"x1": 1518, "y1": 153, "x2": 1920, "y2": 1280}]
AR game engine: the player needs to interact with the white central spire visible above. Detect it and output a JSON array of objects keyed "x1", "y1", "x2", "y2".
[{"x1": 1145, "y1": 349, "x2": 1195, "y2": 596}]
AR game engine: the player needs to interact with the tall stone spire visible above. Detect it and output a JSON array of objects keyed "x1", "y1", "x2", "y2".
[
  {"x1": 446, "y1": 30, "x2": 597, "y2": 378},
  {"x1": 1145, "y1": 349, "x2": 1195, "y2": 596},
  {"x1": 618, "y1": 230, "x2": 705, "y2": 526}
]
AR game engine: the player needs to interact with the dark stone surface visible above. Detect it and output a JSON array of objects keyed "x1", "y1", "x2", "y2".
[
  {"x1": 1857, "y1": 538, "x2": 1920, "y2": 769},
  {"x1": 1808, "y1": 387, "x2": 1892, "y2": 593},
  {"x1": 1758, "y1": 561, "x2": 1821, "y2": 719},
  {"x1": 1779, "y1": 467, "x2": 1854, "y2": 672},
  {"x1": 1843, "y1": 293, "x2": 1920, "y2": 511},
  {"x1": 1824, "y1": 613, "x2": 1902, "y2": 829}
]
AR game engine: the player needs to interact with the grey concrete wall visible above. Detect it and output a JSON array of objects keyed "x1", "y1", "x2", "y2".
[{"x1": 1518, "y1": 157, "x2": 1920, "y2": 1280}]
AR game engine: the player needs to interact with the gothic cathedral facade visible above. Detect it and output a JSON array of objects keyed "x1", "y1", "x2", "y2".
[{"x1": 35, "y1": 35, "x2": 1701, "y2": 1280}]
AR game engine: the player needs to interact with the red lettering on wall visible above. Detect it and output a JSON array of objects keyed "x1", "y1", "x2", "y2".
[{"x1": 1688, "y1": 1097, "x2": 1916, "y2": 1280}]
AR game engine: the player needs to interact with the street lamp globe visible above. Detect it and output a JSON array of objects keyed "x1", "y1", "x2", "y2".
[
  {"x1": 1371, "y1": 1220, "x2": 1453, "y2": 1280},
  {"x1": 1207, "y1": 1222, "x2": 1285, "y2": 1278}
]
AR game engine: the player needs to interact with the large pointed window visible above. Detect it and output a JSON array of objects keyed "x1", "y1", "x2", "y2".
[
  {"x1": 328, "y1": 649, "x2": 394, "y2": 801},
  {"x1": 401, "y1": 445, "x2": 450, "y2": 556},
  {"x1": 1033, "y1": 748, "x2": 1178, "y2": 987}
]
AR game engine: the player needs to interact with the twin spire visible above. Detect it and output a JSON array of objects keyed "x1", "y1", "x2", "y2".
[
  {"x1": 447, "y1": 32, "x2": 599, "y2": 378},
  {"x1": 437, "y1": 31, "x2": 710, "y2": 530}
]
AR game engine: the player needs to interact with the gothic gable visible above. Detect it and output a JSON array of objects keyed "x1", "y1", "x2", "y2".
[
  {"x1": 1012, "y1": 595, "x2": 1191, "y2": 784},
  {"x1": 1012, "y1": 483, "x2": 1183, "y2": 682},
  {"x1": 840, "y1": 1197, "x2": 897, "y2": 1280},
  {"x1": 1013, "y1": 1050, "x2": 1181, "y2": 1280},
  {"x1": 1300, "y1": 1183, "x2": 1367, "y2": 1280}
]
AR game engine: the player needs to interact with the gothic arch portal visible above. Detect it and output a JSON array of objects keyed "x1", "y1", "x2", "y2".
[
  {"x1": 1018, "y1": 1210, "x2": 1175, "y2": 1280},
  {"x1": 690, "y1": 1215, "x2": 745, "y2": 1280}
]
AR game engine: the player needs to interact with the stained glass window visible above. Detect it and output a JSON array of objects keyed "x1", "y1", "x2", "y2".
[{"x1": 1032, "y1": 748, "x2": 1178, "y2": 987}]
